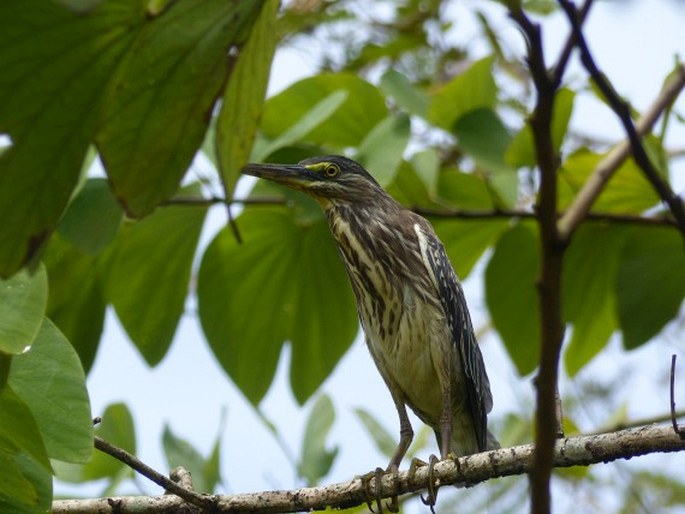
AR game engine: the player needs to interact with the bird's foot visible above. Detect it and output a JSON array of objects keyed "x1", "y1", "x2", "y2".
[
  {"x1": 419, "y1": 455, "x2": 440, "y2": 514},
  {"x1": 360, "y1": 466, "x2": 399, "y2": 514},
  {"x1": 360, "y1": 467, "x2": 384, "y2": 513}
]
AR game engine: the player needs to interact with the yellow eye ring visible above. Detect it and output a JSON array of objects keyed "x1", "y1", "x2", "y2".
[{"x1": 323, "y1": 163, "x2": 340, "y2": 178}]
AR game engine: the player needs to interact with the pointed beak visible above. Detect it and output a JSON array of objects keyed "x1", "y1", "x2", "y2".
[{"x1": 242, "y1": 162, "x2": 315, "y2": 190}]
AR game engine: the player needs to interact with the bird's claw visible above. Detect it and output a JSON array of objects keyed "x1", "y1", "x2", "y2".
[
  {"x1": 419, "y1": 455, "x2": 440, "y2": 514},
  {"x1": 361, "y1": 467, "x2": 384, "y2": 514},
  {"x1": 360, "y1": 465, "x2": 400, "y2": 514},
  {"x1": 385, "y1": 465, "x2": 400, "y2": 513}
]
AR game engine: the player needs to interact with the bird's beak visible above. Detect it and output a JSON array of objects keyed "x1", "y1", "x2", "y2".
[{"x1": 242, "y1": 162, "x2": 315, "y2": 190}]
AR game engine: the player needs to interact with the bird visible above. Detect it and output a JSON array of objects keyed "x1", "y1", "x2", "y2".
[{"x1": 242, "y1": 155, "x2": 498, "y2": 472}]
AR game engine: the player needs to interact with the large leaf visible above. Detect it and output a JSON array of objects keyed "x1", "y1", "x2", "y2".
[
  {"x1": 0, "y1": 0, "x2": 146, "y2": 276},
  {"x1": 97, "y1": 0, "x2": 262, "y2": 216},
  {"x1": 260, "y1": 74, "x2": 388, "y2": 147},
  {"x1": 356, "y1": 114, "x2": 411, "y2": 187},
  {"x1": 252, "y1": 90, "x2": 348, "y2": 162},
  {"x1": 563, "y1": 225, "x2": 627, "y2": 375},
  {"x1": 379, "y1": 69, "x2": 429, "y2": 118},
  {"x1": 485, "y1": 224, "x2": 540, "y2": 375},
  {"x1": 44, "y1": 236, "x2": 106, "y2": 373},
  {"x1": 0, "y1": 449, "x2": 52, "y2": 514},
  {"x1": 298, "y1": 394, "x2": 338, "y2": 486},
  {"x1": 434, "y1": 220, "x2": 509, "y2": 279},
  {"x1": 215, "y1": 0, "x2": 279, "y2": 198},
  {"x1": 354, "y1": 408, "x2": 397, "y2": 459},
  {"x1": 437, "y1": 168, "x2": 497, "y2": 209},
  {"x1": 54, "y1": 402, "x2": 135, "y2": 483},
  {"x1": 452, "y1": 108, "x2": 517, "y2": 206},
  {"x1": 198, "y1": 208, "x2": 358, "y2": 405},
  {"x1": 162, "y1": 424, "x2": 222, "y2": 493},
  {"x1": 427, "y1": 56, "x2": 496, "y2": 130},
  {"x1": 558, "y1": 149, "x2": 661, "y2": 214},
  {"x1": 616, "y1": 227, "x2": 685, "y2": 349},
  {"x1": 506, "y1": 87, "x2": 575, "y2": 168},
  {"x1": 57, "y1": 178, "x2": 123, "y2": 255},
  {"x1": 103, "y1": 201, "x2": 207, "y2": 365},
  {"x1": 0, "y1": 265, "x2": 47, "y2": 355},
  {"x1": 9, "y1": 318, "x2": 92, "y2": 463},
  {"x1": 0, "y1": 386, "x2": 51, "y2": 473}
]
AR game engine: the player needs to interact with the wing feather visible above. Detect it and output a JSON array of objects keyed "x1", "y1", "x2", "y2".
[{"x1": 414, "y1": 221, "x2": 493, "y2": 451}]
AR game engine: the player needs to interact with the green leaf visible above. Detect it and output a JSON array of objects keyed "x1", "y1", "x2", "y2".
[
  {"x1": 298, "y1": 395, "x2": 338, "y2": 486},
  {"x1": 0, "y1": 265, "x2": 47, "y2": 355},
  {"x1": 356, "y1": 114, "x2": 411, "y2": 187},
  {"x1": 98, "y1": 0, "x2": 262, "y2": 216},
  {"x1": 506, "y1": 87, "x2": 575, "y2": 168},
  {"x1": 410, "y1": 149, "x2": 440, "y2": 198},
  {"x1": 215, "y1": 0, "x2": 279, "y2": 198},
  {"x1": 104, "y1": 201, "x2": 207, "y2": 365},
  {"x1": 0, "y1": 0, "x2": 146, "y2": 276},
  {"x1": 9, "y1": 318, "x2": 92, "y2": 463},
  {"x1": 428, "y1": 56, "x2": 496, "y2": 130},
  {"x1": 44, "y1": 235, "x2": 106, "y2": 373},
  {"x1": 0, "y1": 386, "x2": 51, "y2": 473},
  {"x1": 198, "y1": 208, "x2": 358, "y2": 405},
  {"x1": 616, "y1": 227, "x2": 685, "y2": 349},
  {"x1": 260, "y1": 74, "x2": 387, "y2": 147},
  {"x1": 0, "y1": 451, "x2": 36, "y2": 510},
  {"x1": 437, "y1": 169, "x2": 496, "y2": 209},
  {"x1": 379, "y1": 69, "x2": 429, "y2": 117},
  {"x1": 163, "y1": 425, "x2": 220, "y2": 493},
  {"x1": 485, "y1": 224, "x2": 540, "y2": 375},
  {"x1": 558, "y1": 149, "x2": 660, "y2": 213},
  {"x1": 0, "y1": 451, "x2": 52, "y2": 514},
  {"x1": 252, "y1": 90, "x2": 348, "y2": 162},
  {"x1": 353, "y1": 408, "x2": 397, "y2": 459},
  {"x1": 563, "y1": 225, "x2": 626, "y2": 376},
  {"x1": 434, "y1": 220, "x2": 509, "y2": 279},
  {"x1": 57, "y1": 178, "x2": 123, "y2": 255},
  {"x1": 452, "y1": 108, "x2": 517, "y2": 206},
  {"x1": 54, "y1": 402, "x2": 135, "y2": 483}
]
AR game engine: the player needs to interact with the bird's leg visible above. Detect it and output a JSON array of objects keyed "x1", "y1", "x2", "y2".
[
  {"x1": 438, "y1": 386, "x2": 454, "y2": 460},
  {"x1": 388, "y1": 395, "x2": 414, "y2": 470}
]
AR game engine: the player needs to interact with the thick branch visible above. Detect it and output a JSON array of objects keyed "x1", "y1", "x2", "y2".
[
  {"x1": 557, "y1": 63, "x2": 685, "y2": 241},
  {"x1": 53, "y1": 425, "x2": 685, "y2": 514},
  {"x1": 509, "y1": 6, "x2": 566, "y2": 514}
]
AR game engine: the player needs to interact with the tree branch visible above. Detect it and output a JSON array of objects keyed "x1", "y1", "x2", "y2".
[
  {"x1": 557, "y1": 0, "x2": 685, "y2": 238},
  {"x1": 509, "y1": 5, "x2": 566, "y2": 513},
  {"x1": 53, "y1": 425, "x2": 685, "y2": 514},
  {"x1": 93, "y1": 436, "x2": 214, "y2": 511},
  {"x1": 414, "y1": 206, "x2": 677, "y2": 227},
  {"x1": 557, "y1": 63, "x2": 685, "y2": 241}
]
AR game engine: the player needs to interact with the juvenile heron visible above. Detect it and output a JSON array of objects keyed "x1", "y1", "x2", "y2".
[{"x1": 243, "y1": 155, "x2": 497, "y2": 471}]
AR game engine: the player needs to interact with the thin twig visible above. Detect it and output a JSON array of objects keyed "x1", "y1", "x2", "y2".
[
  {"x1": 163, "y1": 195, "x2": 286, "y2": 206},
  {"x1": 94, "y1": 436, "x2": 214, "y2": 510},
  {"x1": 586, "y1": 409, "x2": 685, "y2": 436},
  {"x1": 671, "y1": 354, "x2": 685, "y2": 439},
  {"x1": 557, "y1": 63, "x2": 685, "y2": 241},
  {"x1": 558, "y1": 0, "x2": 685, "y2": 238},
  {"x1": 551, "y1": 0, "x2": 593, "y2": 87}
]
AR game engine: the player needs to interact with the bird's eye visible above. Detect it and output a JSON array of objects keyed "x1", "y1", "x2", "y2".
[{"x1": 323, "y1": 163, "x2": 340, "y2": 178}]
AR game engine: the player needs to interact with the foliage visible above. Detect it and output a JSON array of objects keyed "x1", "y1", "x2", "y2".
[{"x1": 0, "y1": 0, "x2": 683, "y2": 512}]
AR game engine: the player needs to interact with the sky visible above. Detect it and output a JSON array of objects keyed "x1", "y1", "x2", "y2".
[{"x1": 56, "y1": 0, "x2": 685, "y2": 511}]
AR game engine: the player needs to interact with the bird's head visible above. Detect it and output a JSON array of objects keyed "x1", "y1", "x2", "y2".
[{"x1": 242, "y1": 155, "x2": 383, "y2": 204}]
